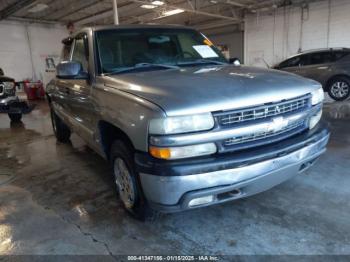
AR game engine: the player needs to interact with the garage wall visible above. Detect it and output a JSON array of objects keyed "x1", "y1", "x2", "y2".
[
  {"x1": 0, "y1": 20, "x2": 66, "y2": 84},
  {"x1": 208, "y1": 31, "x2": 244, "y2": 62},
  {"x1": 244, "y1": 0, "x2": 350, "y2": 67}
]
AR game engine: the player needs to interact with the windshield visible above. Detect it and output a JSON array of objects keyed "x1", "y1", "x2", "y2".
[{"x1": 95, "y1": 28, "x2": 228, "y2": 74}]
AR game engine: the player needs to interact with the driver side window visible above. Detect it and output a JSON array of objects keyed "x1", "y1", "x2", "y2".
[
  {"x1": 279, "y1": 54, "x2": 308, "y2": 69},
  {"x1": 72, "y1": 35, "x2": 89, "y2": 72}
]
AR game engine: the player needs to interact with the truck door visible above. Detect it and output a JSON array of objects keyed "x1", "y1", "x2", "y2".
[
  {"x1": 66, "y1": 34, "x2": 95, "y2": 142},
  {"x1": 54, "y1": 39, "x2": 73, "y2": 114}
]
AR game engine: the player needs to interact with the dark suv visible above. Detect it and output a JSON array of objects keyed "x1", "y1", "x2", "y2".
[
  {"x1": 274, "y1": 48, "x2": 350, "y2": 101},
  {"x1": 0, "y1": 68, "x2": 32, "y2": 122}
]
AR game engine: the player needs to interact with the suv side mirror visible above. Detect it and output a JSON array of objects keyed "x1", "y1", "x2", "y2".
[
  {"x1": 56, "y1": 61, "x2": 88, "y2": 80},
  {"x1": 229, "y1": 58, "x2": 241, "y2": 66}
]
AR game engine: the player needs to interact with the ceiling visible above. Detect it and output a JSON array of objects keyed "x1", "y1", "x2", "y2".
[{"x1": 0, "y1": 0, "x2": 318, "y2": 34}]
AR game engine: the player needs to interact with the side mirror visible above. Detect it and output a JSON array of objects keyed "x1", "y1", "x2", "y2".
[
  {"x1": 56, "y1": 61, "x2": 88, "y2": 80},
  {"x1": 229, "y1": 57, "x2": 241, "y2": 66}
]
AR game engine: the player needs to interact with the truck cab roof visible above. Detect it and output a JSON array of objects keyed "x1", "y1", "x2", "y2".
[{"x1": 62, "y1": 24, "x2": 195, "y2": 45}]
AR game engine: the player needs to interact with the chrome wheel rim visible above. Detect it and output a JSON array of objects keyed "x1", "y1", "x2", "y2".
[
  {"x1": 113, "y1": 158, "x2": 135, "y2": 209},
  {"x1": 331, "y1": 81, "x2": 349, "y2": 98}
]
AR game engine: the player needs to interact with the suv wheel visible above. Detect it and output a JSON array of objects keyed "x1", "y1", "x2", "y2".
[
  {"x1": 8, "y1": 113, "x2": 22, "y2": 122},
  {"x1": 110, "y1": 140, "x2": 158, "y2": 221},
  {"x1": 327, "y1": 76, "x2": 350, "y2": 101},
  {"x1": 50, "y1": 108, "x2": 71, "y2": 142}
]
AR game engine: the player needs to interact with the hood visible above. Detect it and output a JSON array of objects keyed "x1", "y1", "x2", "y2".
[
  {"x1": 0, "y1": 76, "x2": 14, "y2": 82},
  {"x1": 105, "y1": 65, "x2": 321, "y2": 116}
]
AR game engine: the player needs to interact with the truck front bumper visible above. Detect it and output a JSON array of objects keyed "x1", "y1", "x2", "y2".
[
  {"x1": 0, "y1": 96, "x2": 34, "y2": 114},
  {"x1": 136, "y1": 123, "x2": 330, "y2": 212}
]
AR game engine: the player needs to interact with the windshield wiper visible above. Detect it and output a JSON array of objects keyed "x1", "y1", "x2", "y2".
[
  {"x1": 177, "y1": 59, "x2": 227, "y2": 66},
  {"x1": 104, "y1": 63, "x2": 179, "y2": 75}
]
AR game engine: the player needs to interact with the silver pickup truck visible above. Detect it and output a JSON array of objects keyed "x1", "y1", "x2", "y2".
[{"x1": 47, "y1": 25, "x2": 330, "y2": 219}]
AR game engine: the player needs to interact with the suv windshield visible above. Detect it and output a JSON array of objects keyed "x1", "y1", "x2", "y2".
[{"x1": 95, "y1": 28, "x2": 228, "y2": 74}]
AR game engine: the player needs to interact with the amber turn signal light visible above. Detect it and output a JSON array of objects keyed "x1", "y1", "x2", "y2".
[{"x1": 149, "y1": 146, "x2": 171, "y2": 160}]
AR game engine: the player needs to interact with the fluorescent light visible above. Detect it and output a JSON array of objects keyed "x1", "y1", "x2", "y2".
[
  {"x1": 152, "y1": 0, "x2": 164, "y2": 5},
  {"x1": 28, "y1": 3, "x2": 48, "y2": 13},
  {"x1": 141, "y1": 4, "x2": 157, "y2": 9},
  {"x1": 162, "y1": 9, "x2": 184, "y2": 16}
]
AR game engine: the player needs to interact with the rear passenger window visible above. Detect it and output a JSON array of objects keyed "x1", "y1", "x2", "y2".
[{"x1": 309, "y1": 52, "x2": 333, "y2": 65}]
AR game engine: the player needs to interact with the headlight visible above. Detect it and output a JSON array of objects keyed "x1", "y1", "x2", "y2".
[
  {"x1": 3, "y1": 82, "x2": 15, "y2": 95},
  {"x1": 149, "y1": 143, "x2": 217, "y2": 160},
  {"x1": 4, "y1": 81, "x2": 15, "y2": 89},
  {"x1": 149, "y1": 113, "x2": 214, "y2": 135},
  {"x1": 311, "y1": 87, "x2": 324, "y2": 105},
  {"x1": 309, "y1": 110, "x2": 322, "y2": 129}
]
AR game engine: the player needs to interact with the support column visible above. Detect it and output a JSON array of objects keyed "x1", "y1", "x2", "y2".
[{"x1": 112, "y1": 0, "x2": 119, "y2": 25}]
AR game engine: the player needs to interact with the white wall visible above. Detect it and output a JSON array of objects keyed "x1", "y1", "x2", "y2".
[
  {"x1": 0, "y1": 20, "x2": 66, "y2": 84},
  {"x1": 208, "y1": 31, "x2": 244, "y2": 62},
  {"x1": 244, "y1": 0, "x2": 350, "y2": 67}
]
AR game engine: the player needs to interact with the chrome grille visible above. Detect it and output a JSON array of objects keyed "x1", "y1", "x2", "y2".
[
  {"x1": 214, "y1": 94, "x2": 313, "y2": 153},
  {"x1": 224, "y1": 119, "x2": 306, "y2": 147},
  {"x1": 216, "y1": 95, "x2": 310, "y2": 127}
]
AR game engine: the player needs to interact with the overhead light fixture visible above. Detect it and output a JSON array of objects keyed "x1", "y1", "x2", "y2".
[
  {"x1": 162, "y1": 9, "x2": 184, "y2": 17},
  {"x1": 210, "y1": 0, "x2": 218, "y2": 3},
  {"x1": 141, "y1": 4, "x2": 157, "y2": 9},
  {"x1": 28, "y1": 3, "x2": 48, "y2": 13},
  {"x1": 151, "y1": 0, "x2": 164, "y2": 5}
]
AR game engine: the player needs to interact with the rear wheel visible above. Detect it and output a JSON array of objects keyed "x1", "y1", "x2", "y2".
[
  {"x1": 327, "y1": 76, "x2": 350, "y2": 101},
  {"x1": 50, "y1": 108, "x2": 71, "y2": 142},
  {"x1": 110, "y1": 140, "x2": 158, "y2": 221},
  {"x1": 8, "y1": 113, "x2": 22, "y2": 122}
]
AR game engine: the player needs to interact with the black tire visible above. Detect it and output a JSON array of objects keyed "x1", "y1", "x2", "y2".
[
  {"x1": 327, "y1": 76, "x2": 350, "y2": 101},
  {"x1": 50, "y1": 108, "x2": 71, "y2": 143},
  {"x1": 110, "y1": 140, "x2": 159, "y2": 221},
  {"x1": 8, "y1": 113, "x2": 22, "y2": 122}
]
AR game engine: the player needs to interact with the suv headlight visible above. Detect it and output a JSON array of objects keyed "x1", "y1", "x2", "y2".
[
  {"x1": 3, "y1": 81, "x2": 15, "y2": 95},
  {"x1": 149, "y1": 113, "x2": 215, "y2": 135},
  {"x1": 311, "y1": 87, "x2": 324, "y2": 105}
]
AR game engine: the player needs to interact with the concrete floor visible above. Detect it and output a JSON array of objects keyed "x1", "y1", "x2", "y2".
[{"x1": 0, "y1": 98, "x2": 350, "y2": 256}]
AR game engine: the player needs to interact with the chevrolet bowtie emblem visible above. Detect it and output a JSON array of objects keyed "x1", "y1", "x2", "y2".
[
  {"x1": 275, "y1": 105, "x2": 281, "y2": 113},
  {"x1": 267, "y1": 116, "x2": 289, "y2": 132}
]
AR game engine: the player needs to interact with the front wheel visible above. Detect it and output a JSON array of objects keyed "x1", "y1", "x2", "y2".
[
  {"x1": 110, "y1": 140, "x2": 158, "y2": 221},
  {"x1": 327, "y1": 76, "x2": 350, "y2": 101},
  {"x1": 8, "y1": 113, "x2": 22, "y2": 122},
  {"x1": 50, "y1": 108, "x2": 71, "y2": 142}
]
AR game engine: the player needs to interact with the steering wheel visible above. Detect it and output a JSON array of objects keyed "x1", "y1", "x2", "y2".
[{"x1": 176, "y1": 51, "x2": 197, "y2": 59}]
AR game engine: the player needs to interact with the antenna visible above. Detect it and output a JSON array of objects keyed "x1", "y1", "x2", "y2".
[{"x1": 261, "y1": 58, "x2": 271, "y2": 69}]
